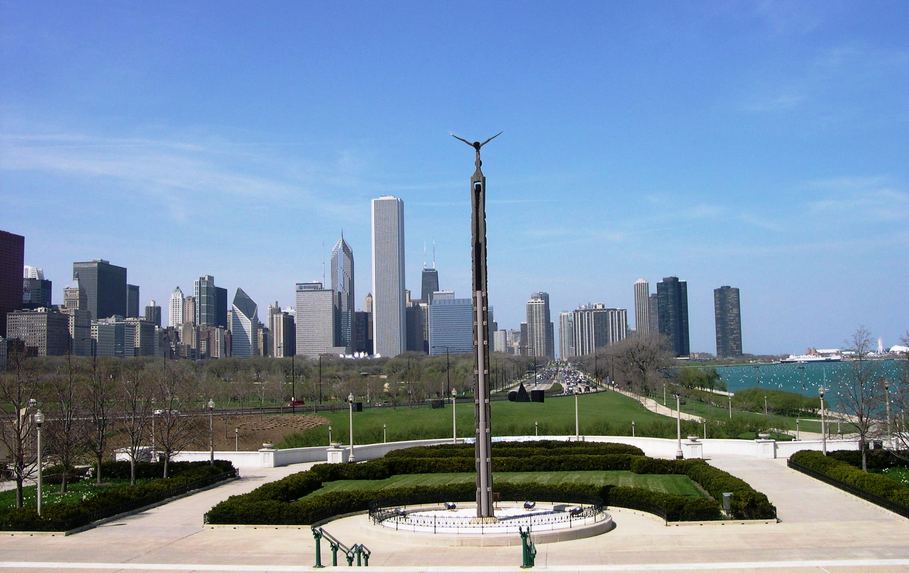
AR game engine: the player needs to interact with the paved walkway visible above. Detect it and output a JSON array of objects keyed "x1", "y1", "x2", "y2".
[
  {"x1": 613, "y1": 388, "x2": 703, "y2": 422},
  {"x1": 0, "y1": 454, "x2": 907, "y2": 572}
]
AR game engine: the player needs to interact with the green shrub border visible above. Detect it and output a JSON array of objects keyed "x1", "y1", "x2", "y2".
[
  {"x1": 0, "y1": 461, "x2": 237, "y2": 532},
  {"x1": 206, "y1": 442, "x2": 776, "y2": 524},
  {"x1": 788, "y1": 450, "x2": 909, "y2": 519}
]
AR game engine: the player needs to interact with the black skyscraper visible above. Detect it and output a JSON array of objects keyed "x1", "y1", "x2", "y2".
[
  {"x1": 714, "y1": 286, "x2": 743, "y2": 358},
  {"x1": 421, "y1": 267, "x2": 439, "y2": 304},
  {"x1": 0, "y1": 230, "x2": 25, "y2": 338},
  {"x1": 127, "y1": 284, "x2": 140, "y2": 318},
  {"x1": 657, "y1": 276, "x2": 690, "y2": 357},
  {"x1": 215, "y1": 286, "x2": 228, "y2": 329},
  {"x1": 73, "y1": 260, "x2": 127, "y2": 321}
]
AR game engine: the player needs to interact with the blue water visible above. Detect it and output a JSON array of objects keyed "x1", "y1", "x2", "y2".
[{"x1": 712, "y1": 359, "x2": 904, "y2": 408}]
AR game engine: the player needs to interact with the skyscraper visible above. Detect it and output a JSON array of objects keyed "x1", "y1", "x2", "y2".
[
  {"x1": 559, "y1": 311, "x2": 576, "y2": 359},
  {"x1": 331, "y1": 235, "x2": 355, "y2": 352},
  {"x1": 371, "y1": 196, "x2": 405, "y2": 358},
  {"x1": 295, "y1": 282, "x2": 340, "y2": 358},
  {"x1": 268, "y1": 302, "x2": 295, "y2": 357},
  {"x1": 657, "y1": 276, "x2": 690, "y2": 357},
  {"x1": 714, "y1": 286, "x2": 743, "y2": 358},
  {"x1": 183, "y1": 296, "x2": 196, "y2": 326},
  {"x1": 634, "y1": 279, "x2": 650, "y2": 336},
  {"x1": 572, "y1": 304, "x2": 608, "y2": 357},
  {"x1": 429, "y1": 298, "x2": 473, "y2": 355},
  {"x1": 72, "y1": 259, "x2": 127, "y2": 321},
  {"x1": 215, "y1": 286, "x2": 228, "y2": 329},
  {"x1": 230, "y1": 288, "x2": 258, "y2": 358},
  {"x1": 606, "y1": 308, "x2": 628, "y2": 345},
  {"x1": 22, "y1": 267, "x2": 52, "y2": 310},
  {"x1": 145, "y1": 300, "x2": 162, "y2": 328},
  {"x1": 526, "y1": 292, "x2": 554, "y2": 360},
  {"x1": 126, "y1": 284, "x2": 140, "y2": 318},
  {"x1": 6, "y1": 308, "x2": 70, "y2": 356},
  {"x1": 421, "y1": 267, "x2": 439, "y2": 304},
  {"x1": 648, "y1": 294, "x2": 659, "y2": 335},
  {"x1": 64, "y1": 278, "x2": 87, "y2": 311},
  {"x1": 169, "y1": 287, "x2": 184, "y2": 328},
  {"x1": 0, "y1": 230, "x2": 25, "y2": 337},
  {"x1": 195, "y1": 275, "x2": 221, "y2": 327}
]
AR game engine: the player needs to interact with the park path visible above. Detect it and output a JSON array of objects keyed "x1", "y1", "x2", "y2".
[{"x1": 612, "y1": 387, "x2": 703, "y2": 422}]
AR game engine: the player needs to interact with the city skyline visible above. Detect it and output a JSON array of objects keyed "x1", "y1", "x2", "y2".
[{"x1": 2, "y1": 3, "x2": 907, "y2": 354}]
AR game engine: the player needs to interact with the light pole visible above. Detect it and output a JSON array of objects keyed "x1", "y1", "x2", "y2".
[
  {"x1": 451, "y1": 388, "x2": 457, "y2": 444},
  {"x1": 819, "y1": 386, "x2": 827, "y2": 455},
  {"x1": 703, "y1": 420, "x2": 707, "y2": 440},
  {"x1": 34, "y1": 410, "x2": 44, "y2": 517},
  {"x1": 574, "y1": 389, "x2": 580, "y2": 441},
  {"x1": 347, "y1": 393, "x2": 356, "y2": 462},
  {"x1": 663, "y1": 383, "x2": 667, "y2": 406},
  {"x1": 728, "y1": 393, "x2": 733, "y2": 419},
  {"x1": 208, "y1": 398, "x2": 215, "y2": 465},
  {"x1": 764, "y1": 394, "x2": 768, "y2": 416},
  {"x1": 328, "y1": 425, "x2": 332, "y2": 445},
  {"x1": 631, "y1": 420, "x2": 636, "y2": 437},
  {"x1": 884, "y1": 380, "x2": 891, "y2": 448},
  {"x1": 383, "y1": 423, "x2": 387, "y2": 444},
  {"x1": 535, "y1": 421, "x2": 538, "y2": 437},
  {"x1": 674, "y1": 394, "x2": 683, "y2": 460},
  {"x1": 796, "y1": 418, "x2": 800, "y2": 440},
  {"x1": 235, "y1": 427, "x2": 239, "y2": 451},
  {"x1": 433, "y1": 346, "x2": 452, "y2": 397}
]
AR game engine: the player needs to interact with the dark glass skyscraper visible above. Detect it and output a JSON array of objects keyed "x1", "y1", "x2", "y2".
[
  {"x1": 331, "y1": 235, "x2": 355, "y2": 352},
  {"x1": 0, "y1": 230, "x2": 25, "y2": 337},
  {"x1": 73, "y1": 259, "x2": 127, "y2": 321},
  {"x1": 421, "y1": 267, "x2": 439, "y2": 304},
  {"x1": 195, "y1": 275, "x2": 217, "y2": 327},
  {"x1": 714, "y1": 286, "x2": 743, "y2": 358},
  {"x1": 657, "y1": 276, "x2": 689, "y2": 357},
  {"x1": 127, "y1": 284, "x2": 140, "y2": 318},
  {"x1": 215, "y1": 286, "x2": 228, "y2": 329}
]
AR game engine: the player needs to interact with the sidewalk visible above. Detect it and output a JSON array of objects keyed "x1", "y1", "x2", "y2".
[{"x1": 612, "y1": 388, "x2": 703, "y2": 422}]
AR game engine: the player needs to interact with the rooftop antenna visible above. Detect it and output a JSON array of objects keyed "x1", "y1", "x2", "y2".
[
  {"x1": 432, "y1": 240, "x2": 437, "y2": 269},
  {"x1": 423, "y1": 241, "x2": 427, "y2": 269},
  {"x1": 321, "y1": 240, "x2": 326, "y2": 286}
]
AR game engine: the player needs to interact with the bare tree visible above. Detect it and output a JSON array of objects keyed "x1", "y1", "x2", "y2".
[
  {"x1": 85, "y1": 357, "x2": 115, "y2": 485},
  {"x1": 837, "y1": 327, "x2": 884, "y2": 471},
  {"x1": 44, "y1": 354, "x2": 87, "y2": 493},
  {"x1": 889, "y1": 331, "x2": 909, "y2": 456},
  {"x1": 156, "y1": 361, "x2": 201, "y2": 478},
  {"x1": 0, "y1": 347, "x2": 38, "y2": 508},
  {"x1": 119, "y1": 365, "x2": 155, "y2": 485},
  {"x1": 607, "y1": 334, "x2": 674, "y2": 395}
]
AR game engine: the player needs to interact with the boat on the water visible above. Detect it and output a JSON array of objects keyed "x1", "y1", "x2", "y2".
[{"x1": 780, "y1": 354, "x2": 843, "y2": 363}]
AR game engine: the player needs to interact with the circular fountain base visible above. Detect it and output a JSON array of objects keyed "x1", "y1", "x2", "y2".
[{"x1": 371, "y1": 502, "x2": 614, "y2": 546}]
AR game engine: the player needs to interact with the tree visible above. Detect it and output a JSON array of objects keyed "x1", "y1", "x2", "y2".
[
  {"x1": 0, "y1": 347, "x2": 39, "y2": 508},
  {"x1": 889, "y1": 331, "x2": 909, "y2": 456},
  {"x1": 156, "y1": 361, "x2": 201, "y2": 478},
  {"x1": 607, "y1": 334, "x2": 674, "y2": 395},
  {"x1": 837, "y1": 327, "x2": 884, "y2": 471},
  {"x1": 119, "y1": 365, "x2": 155, "y2": 485},
  {"x1": 85, "y1": 357, "x2": 115, "y2": 485},
  {"x1": 44, "y1": 354, "x2": 87, "y2": 493}
]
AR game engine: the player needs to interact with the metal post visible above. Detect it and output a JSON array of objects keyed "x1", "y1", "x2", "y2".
[
  {"x1": 235, "y1": 427, "x2": 239, "y2": 451},
  {"x1": 535, "y1": 421, "x2": 538, "y2": 437},
  {"x1": 819, "y1": 386, "x2": 827, "y2": 455},
  {"x1": 675, "y1": 394, "x2": 683, "y2": 459},
  {"x1": 446, "y1": 347, "x2": 450, "y2": 396},
  {"x1": 452, "y1": 389, "x2": 457, "y2": 444},
  {"x1": 574, "y1": 391, "x2": 579, "y2": 440},
  {"x1": 663, "y1": 383, "x2": 666, "y2": 406},
  {"x1": 728, "y1": 393, "x2": 733, "y2": 419},
  {"x1": 764, "y1": 394, "x2": 768, "y2": 416},
  {"x1": 884, "y1": 380, "x2": 891, "y2": 448},
  {"x1": 328, "y1": 425, "x2": 332, "y2": 445},
  {"x1": 703, "y1": 420, "x2": 707, "y2": 440},
  {"x1": 348, "y1": 393, "x2": 355, "y2": 462},
  {"x1": 291, "y1": 354, "x2": 296, "y2": 414},
  {"x1": 631, "y1": 420, "x2": 635, "y2": 437},
  {"x1": 318, "y1": 355, "x2": 322, "y2": 405},
  {"x1": 208, "y1": 398, "x2": 215, "y2": 464},
  {"x1": 383, "y1": 423, "x2": 387, "y2": 444},
  {"x1": 796, "y1": 418, "x2": 800, "y2": 441},
  {"x1": 34, "y1": 410, "x2": 44, "y2": 517},
  {"x1": 312, "y1": 528, "x2": 324, "y2": 568}
]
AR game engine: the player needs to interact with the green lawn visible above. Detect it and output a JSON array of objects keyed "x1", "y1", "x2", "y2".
[
  {"x1": 0, "y1": 479, "x2": 135, "y2": 509},
  {"x1": 279, "y1": 391, "x2": 678, "y2": 447},
  {"x1": 307, "y1": 470, "x2": 706, "y2": 500},
  {"x1": 879, "y1": 467, "x2": 909, "y2": 486}
]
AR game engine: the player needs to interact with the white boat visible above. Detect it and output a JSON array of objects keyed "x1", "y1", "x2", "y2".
[{"x1": 780, "y1": 354, "x2": 842, "y2": 363}]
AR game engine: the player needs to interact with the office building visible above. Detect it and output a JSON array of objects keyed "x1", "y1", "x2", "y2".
[
  {"x1": 64, "y1": 278, "x2": 87, "y2": 311},
  {"x1": 606, "y1": 308, "x2": 628, "y2": 345},
  {"x1": 183, "y1": 296, "x2": 197, "y2": 326},
  {"x1": 371, "y1": 196, "x2": 406, "y2": 357},
  {"x1": 195, "y1": 275, "x2": 225, "y2": 327},
  {"x1": 493, "y1": 329, "x2": 509, "y2": 353},
  {"x1": 0, "y1": 230, "x2": 25, "y2": 338},
  {"x1": 73, "y1": 259, "x2": 127, "y2": 321},
  {"x1": 573, "y1": 304, "x2": 608, "y2": 357},
  {"x1": 6, "y1": 308, "x2": 70, "y2": 356},
  {"x1": 60, "y1": 306, "x2": 91, "y2": 356},
  {"x1": 559, "y1": 311, "x2": 576, "y2": 359},
  {"x1": 215, "y1": 286, "x2": 228, "y2": 328},
  {"x1": 406, "y1": 302, "x2": 426, "y2": 353},
  {"x1": 126, "y1": 284, "x2": 140, "y2": 318},
  {"x1": 353, "y1": 311, "x2": 371, "y2": 355},
  {"x1": 127, "y1": 318, "x2": 157, "y2": 356},
  {"x1": 331, "y1": 235, "x2": 356, "y2": 352},
  {"x1": 145, "y1": 300, "x2": 162, "y2": 328},
  {"x1": 230, "y1": 288, "x2": 258, "y2": 358},
  {"x1": 714, "y1": 286, "x2": 743, "y2": 358},
  {"x1": 199, "y1": 325, "x2": 228, "y2": 359},
  {"x1": 526, "y1": 292, "x2": 554, "y2": 360},
  {"x1": 634, "y1": 279, "x2": 650, "y2": 336},
  {"x1": 268, "y1": 303, "x2": 295, "y2": 357},
  {"x1": 296, "y1": 282, "x2": 346, "y2": 358},
  {"x1": 648, "y1": 294, "x2": 659, "y2": 335},
  {"x1": 22, "y1": 268, "x2": 52, "y2": 310},
  {"x1": 657, "y1": 276, "x2": 690, "y2": 357},
  {"x1": 429, "y1": 298, "x2": 473, "y2": 355},
  {"x1": 169, "y1": 287, "x2": 184, "y2": 328},
  {"x1": 421, "y1": 267, "x2": 439, "y2": 304}
]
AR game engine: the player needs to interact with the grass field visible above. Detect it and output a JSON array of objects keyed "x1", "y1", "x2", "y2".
[
  {"x1": 0, "y1": 479, "x2": 132, "y2": 509},
  {"x1": 279, "y1": 391, "x2": 681, "y2": 447},
  {"x1": 306, "y1": 470, "x2": 706, "y2": 500}
]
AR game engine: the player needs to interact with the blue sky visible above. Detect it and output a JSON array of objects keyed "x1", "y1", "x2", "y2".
[{"x1": 1, "y1": 1, "x2": 907, "y2": 355}]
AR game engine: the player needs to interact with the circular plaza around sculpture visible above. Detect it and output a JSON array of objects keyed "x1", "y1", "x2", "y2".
[{"x1": 367, "y1": 501, "x2": 614, "y2": 546}]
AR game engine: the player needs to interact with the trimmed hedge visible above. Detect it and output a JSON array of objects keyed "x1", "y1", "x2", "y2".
[
  {"x1": 827, "y1": 450, "x2": 909, "y2": 472},
  {"x1": 206, "y1": 442, "x2": 776, "y2": 524},
  {"x1": 385, "y1": 441, "x2": 645, "y2": 459},
  {"x1": 789, "y1": 450, "x2": 909, "y2": 517},
  {"x1": 0, "y1": 461, "x2": 236, "y2": 532}
]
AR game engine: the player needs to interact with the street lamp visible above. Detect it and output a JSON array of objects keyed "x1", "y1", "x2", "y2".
[
  {"x1": 34, "y1": 409, "x2": 44, "y2": 517},
  {"x1": 208, "y1": 398, "x2": 215, "y2": 465},
  {"x1": 535, "y1": 421, "x2": 538, "y2": 437},
  {"x1": 383, "y1": 423, "x2": 387, "y2": 444},
  {"x1": 728, "y1": 393, "x2": 733, "y2": 419},
  {"x1": 674, "y1": 394, "x2": 683, "y2": 460},
  {"x1": 796, "y1": 418, "x2": 800, "y2": 441},
  {"x1": 347, "y1": 393, "x2": 356, "y2": 462},
  {"x1": 235, "y1": 427, "x2": 239, "y2": 451},
  {"x1": 819, "y1": 386, "x2": 827, "y2": 455},
  {"x1": 884, "y1": 380, "x2": 892, "y2": 448},
  {"x1": 764, "y1": 394, "x2": 768, "y2": 416},
  {"x1": 433, "y1": 346, "x2": 452, "y2": 397},
  {"x1": 631, "y1": 420, "x2": 636, "y2": 437},
  {"x1": 451, "y1": 388, "x2": 457, "y2": 444},
  {"x1": 328, "y1": 425, "x2": 332, "y2": 445},
  {"x1": 574, "y1": 389, "x2": 580, "y2": 441}
]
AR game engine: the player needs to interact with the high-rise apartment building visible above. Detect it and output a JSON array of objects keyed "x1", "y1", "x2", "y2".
[
  {"x1": 168, "y1": 287, "x2": 184, "y2": 328},
  {"x1": 183, "y1": 296, "x2": 197, "y2": 326},
  {"x1": 268, "y1": 303, "x2": 296, "y2": 357},
  {"x1": 634, "y1": 279, "x2": 650, "y2": 336},
  {"x1": 648, "y1": 294, "x2": 659, "y2": 335},
  {"x1": 73, "y1": 259, "x2": 127, "y2": 321},
  {"x1": 126, "y1": 284, "x2": 140, "y2": 318},
  {"x1": 572, "y1": 304, "x2": 608, "y2": 356},
  {"x1": 194, "y1": 275, "x2": 221, "y2": 327},
  {"x1": 526, "y1": 292, "x2": 554, "y2": 360},
  {"x1": 421, "y1": 267, "x2": 439, "y2": 304},
  {"x1": 559, "y1": 311, "x2": 576, "y2": 359},
  {"x1": 145, "y1": 300, "x2": 162, "y2": 328},
  {"x1": 371, "y1": 196, "x2": 405, "y2": 358},
  {"x1": 295, "y1": 282, "x2": 341, "y2": 358},
  {"x1": 714, "y1": 286, "x2": 743, "y2": 358},
  {"x1": 230, "y1": 288, "x2": 258, "y2": 358},
  {"x1": 331, "y1": 235, "x2": 355, "y2": 352},
  {"x1": 657, "y1": 276, "x2": 690, "y2": 357},
  {"x1": 0, "y1": 230, "x2": 25, "y2": 337},
  {"x1": 606, "y1": 308, "x2": 628, "y2": 345},
  {"x1": 429, "y1": 298, "x2": 474, "y2": 355},
  {"x1": 6, "y1": 308, "x2": 70, "y2": 356},
  {"x1": 22, "y1": 267, "x2": 52, "y2": 310}
]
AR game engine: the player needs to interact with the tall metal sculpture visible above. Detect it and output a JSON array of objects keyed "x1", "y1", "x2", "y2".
[{"x1": 451, "y1": 131, "x2": 501, "y2": 519}]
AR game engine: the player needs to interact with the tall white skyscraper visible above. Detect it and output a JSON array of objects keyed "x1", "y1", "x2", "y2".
[
  {"x1": 168, "y1": 287, "x2": 184, "y2": 328},
  {"x1": 371, "y1": 196, "x2": 405, "y2": 358},
  {"x1": 295, "y1": 282, "x2": 340, "y2": 358},
  {"x1": 634, "y1": 279, "x2": 650, "y2": 336},
  {"x1": 526, "y1": 292, "x2": 554, "y2": 360},
  {"x1": 559, "y1": 311, "x2": 576, "y2": 359},
  {"x1": 230, "y1": 288, "x2": 258, "y2": 358}
]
